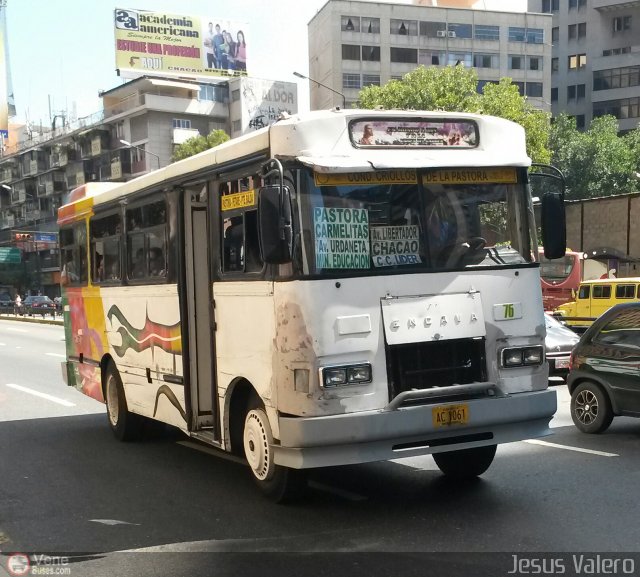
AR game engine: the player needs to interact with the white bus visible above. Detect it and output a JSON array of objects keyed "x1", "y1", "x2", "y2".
[{"x1": 59, "y1": 110, "x2": 566, "y2": 501}]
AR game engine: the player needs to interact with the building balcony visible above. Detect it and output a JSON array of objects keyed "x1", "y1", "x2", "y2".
[{"x1": 593, "y1": 0, "x2": 640, "y2": 11}]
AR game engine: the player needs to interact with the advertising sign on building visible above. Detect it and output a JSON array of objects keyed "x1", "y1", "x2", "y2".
[
  {"x1": 114, "y1": 8, "x2": 249, "y2": 80},
  {"x1": 232, "y1": 77, "x2": 298, "y2": 136}
]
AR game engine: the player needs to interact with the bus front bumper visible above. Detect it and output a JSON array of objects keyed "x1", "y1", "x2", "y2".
[{"x1": 274, "y1": 387, "x2": 556, "y2": 469}]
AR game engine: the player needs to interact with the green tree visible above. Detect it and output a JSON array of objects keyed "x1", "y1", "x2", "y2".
[
  {"x1": 358, "y1": 65, "x2": 551, "y2": 164},
  {"x1": 172, "y1": 129, "x2": 230, "y2": 162},
  {"x1": 550, "y1": 114, "x2": 637, "y2": 199}
]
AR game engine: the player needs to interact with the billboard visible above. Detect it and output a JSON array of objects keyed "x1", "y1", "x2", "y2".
[{"x1": 114, "y1": 8, "x2": 249, "y2": 80}]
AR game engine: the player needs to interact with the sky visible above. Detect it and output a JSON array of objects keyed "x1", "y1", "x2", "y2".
[{"x1": 5, "y1": 0, "x2": 526, "y2": 128}]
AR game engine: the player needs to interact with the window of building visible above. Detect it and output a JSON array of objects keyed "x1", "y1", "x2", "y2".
[
  {"x1": 568, "y1": 24, "x2": 577, "y2": 39},
  {"x1": 568, "y1": 85, "x2": 576, "y2": 100},
  {"x1": 552, "y1": 27, "x2": 559, "y2": 42},
  {"x1": 232, "y1": 119, "x2": 242, "y2": 132},
  {"x1": 342, "y1": 44, "x2": 361, "y2": 61},
  {"x1": 576, "y1": 114, "x2": 585, "y2": 129},
  {"x1": 577, "y1": 84, "x2": 586, "y2": 99},
  {"x1": 341, "y1": 16, "x2": 360, "y2": 32},
  {"x1": 390, "y1": 47, "x2": 418, "y2": 64},
  {"x1": 526, "y1": 82, "x2": 543, "y2": 98},
  {"x1": 613, "y1": 16, "x2": 632, "y2": 32},
  {"x1": 391, "y1": 19, "x2": 418, "y2": 36},
  {"x1": 90, "y1": 213, "x2": 121, "y2": 284},
  {"x1": 343, "y1": 73, "x2": 361, "y2": 89},
  {"x1": 527, "y1": 28, "x2": 544, "y2": 44},
  {"x1": 551, "y1": 87, "x2": 558, "y2": 102},
  {"x1": 473, "y1": 53, "x2": 498, "y2": 69},
  {"x1": 578, "y1": 23, "x2": 587, "y2": 38},
  {"x1": 362, "y1": 17, "x2": 380, "y2": 34},
  {"x1": 568, "y1": 54, "x2": 586, "y2": 69},
  {"x1": 508, "y1": 27, "x2": 526, "y2": 42},
  {"x1": 127, "y1": 200, "x2": 168, "y2": 281},
  {"x1": 419, "y1": 21, "x2": 446, "y2": 38},
  {"x1": 569, "y1": 0, "x2": 578, "y2": 8},
  {"x1": 199, "y1": 84, "x2": 228, "y2": 103},
  {"x1": 476, "y1": 79, "x2": 499, "y2": 94},
  {"x1": 552, "y1": 57, "x2": 559, "y2": 73},
  {"x1": 231, "y1": 89, "x2": 240, "y2": 102},
  {"x1": 514, "y1": 82, "x2": 525, "y2": 96},
  {"x1": 172, "y1": 119, "x2": 192, "y2": 129},
  {"x1": 447, "y1": 52, "x2": 472, "y2": 67},
  {"x1": 418, "y1": 50, "x2": 445, "y2": 66},
  {"x1": 529, "y1": 56, "x2": 542, "y2": 71},
  {"x1": 448, "y1": 23, "x2": 472, "y2": 39},
  {"x1": 593, "y1": 97, "x2": 640, "y2": 120},
  {"x1": 474, "y1": 24, "x2": 499, "y2": 41},
  {"x1": 594, "y1": 66, "x2": 640, "y2": 91},
  {"x1": 509, "y1": 55, "x2": 523, "y2": 70},
  {"x1": 542, "y1": 0, "x2": 552, "y2": 13},
  {"x1": 362, "y1": 74, "x2": 380, "y2": 87},
  {"x1": 362, "y1": 45, "x2": 381, "y2": 61}
]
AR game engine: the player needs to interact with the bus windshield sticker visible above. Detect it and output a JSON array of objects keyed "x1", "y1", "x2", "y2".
[
  {"x1": 221, "y1": 190, "x2": 256, "y2": 211},
  {"x1": 422, "y1": 168, "x2": 518, "y2": 185},
  {"x1": 314, "y1": 207, "x2": 370, "y2": 269},
  {"x1": 350, "y1": 119, "x2": 477, "y2": 148},
  {"x1": 314, "y1": 170, "x2": 417, "y2": 186},
  {"x1": 370, "y1": 225, "x2": 422, "y2": 267}
]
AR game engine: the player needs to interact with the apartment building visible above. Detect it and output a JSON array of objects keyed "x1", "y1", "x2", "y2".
[
  {"x1": 308, "y1": 0, "x2": 552, "y2": 111},
  {"x1": 528, "y1": 0, "x2": 640, "y2": 132},
  {"x1": 0, "y1": 75, "x2": 296, "y2": 297}
]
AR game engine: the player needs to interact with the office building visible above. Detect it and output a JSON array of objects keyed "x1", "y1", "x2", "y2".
[{"x1": 308, "y1": 0, "x2": 552, "y2": 111}]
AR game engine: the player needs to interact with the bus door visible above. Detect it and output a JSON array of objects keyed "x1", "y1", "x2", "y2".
[
  {"x1": 575, "y1": 284, "x2": 591, "y2": 321},
  {"x1": 183, "y1": 186, "x2": 217, "y2": 436}
]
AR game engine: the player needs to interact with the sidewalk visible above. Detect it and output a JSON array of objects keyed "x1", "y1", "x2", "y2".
[{"x1": 0, "y1": 312, "x2": 63, "y2": 326}]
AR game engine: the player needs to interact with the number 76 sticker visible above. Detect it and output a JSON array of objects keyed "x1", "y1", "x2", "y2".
[{"x1": 493, "y1": 302, "x2": 523, "y2": 321}]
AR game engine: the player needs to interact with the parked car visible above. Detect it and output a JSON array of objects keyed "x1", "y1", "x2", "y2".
[
  {"x1": 0, "y1": 292, "x2": 13, "y2": 309},
  {"x1": 545, "y1": 313, "x2": 580, "y2": 380},
  {"x1": 567, "y1": 302, "x2": 640, "y2": 433},
  {"x1": 23, "y1": 295, "x2": 56, "y2": 317}
]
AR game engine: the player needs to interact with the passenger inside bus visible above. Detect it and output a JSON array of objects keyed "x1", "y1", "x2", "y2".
[{"x1": 149, "y1": 247, "x2": 166, "y2": 277}]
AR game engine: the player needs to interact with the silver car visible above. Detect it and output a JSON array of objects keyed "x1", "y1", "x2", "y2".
[{"x1": 545, "y1": 313, "x2": 580, "y2": 380}]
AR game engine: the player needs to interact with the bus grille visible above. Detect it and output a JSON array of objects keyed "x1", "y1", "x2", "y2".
[{"x1": 386, "y1": 337, "x2": 487, "y2": 399}]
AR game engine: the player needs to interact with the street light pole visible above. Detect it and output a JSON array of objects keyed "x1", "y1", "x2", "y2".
[
  {"x1": 293, "y1": 71, "x2": 346, "y2": 109},
  {"x1": 119, "y1": 140, "x2": 161, "y2": 171}
]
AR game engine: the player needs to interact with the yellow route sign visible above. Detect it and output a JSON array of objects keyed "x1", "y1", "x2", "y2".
[
  {"x1": 422, "y1": 168, "x2": 518, "y2": 185},
  {"x1": 314, "y1": 170, "x2": 417, "y2": 186},
  {"x1": 221, "y1": 190, "x2": 256, "y2": 211}
]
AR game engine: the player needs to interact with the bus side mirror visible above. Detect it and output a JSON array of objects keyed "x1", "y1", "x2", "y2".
[
  {"x1": 258, "y1": 185, "x2": 293, "y2": 264},
  {"x1": 540, "y1": 191, "x2": 566, "y2": 260}
]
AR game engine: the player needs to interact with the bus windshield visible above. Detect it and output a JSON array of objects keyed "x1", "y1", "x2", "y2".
[
  {"x1": 539, "y1": 253, "x2": 579, "y2": 283},
  {"x1": 299, "y1": 168, "x2": 535, "y2": 276}
]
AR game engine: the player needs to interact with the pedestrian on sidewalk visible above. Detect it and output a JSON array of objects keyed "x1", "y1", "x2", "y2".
[{"x1": 14, "y1": 294, "x2": 22, "y2": 316}]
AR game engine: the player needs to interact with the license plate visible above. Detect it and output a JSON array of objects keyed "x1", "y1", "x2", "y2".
[
  {"x1": 555, "y1": 358, "x2": 570, "y2": 369},
  {"x1": 432, "y1": 404, "x2": 469, "y2": 428}
]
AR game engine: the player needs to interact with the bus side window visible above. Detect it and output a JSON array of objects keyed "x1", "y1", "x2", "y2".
[
  {"x1": 126, "y1": 200, "x2": 167, "y2": 281},
  {"x1": 90, "y1": 213, "x2": 121, "y2": 284},
  {"x1": 60, "y1": 224, "x2": 87, "y2": 286}
]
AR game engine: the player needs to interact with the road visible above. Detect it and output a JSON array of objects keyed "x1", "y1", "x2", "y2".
[{"x1": 1, "y1": 318, "x2": 639, "y2": 577}]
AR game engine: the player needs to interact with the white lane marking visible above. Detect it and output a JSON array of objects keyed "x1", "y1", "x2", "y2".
[
  {"x1": 308, "y1": 480, "x2": 368, "y2": 502},
  {"x1": 5, "y1": 383, "x2": 76, "y2": 407},
  {"x1": 525, "y1": 439, "x2": 618, "y2": 457},
  {"x1": 45, "y1": 353, "x2": 67, "y2": 359},
  {"x1": 90, "y1": 519, "x2": 140, "y2": 526}
]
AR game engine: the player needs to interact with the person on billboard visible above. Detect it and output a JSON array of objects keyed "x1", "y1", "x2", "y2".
[
  {"x1": 221, "y1": 31, "x2": 236, "y2": 71},
  {"x1": 213, "y1": 24, "x2": 225, "y2": 69},
  {"x1": 234, "y1": 30, "x2": 247, "y2": 71},
  {"x1": 204, "y1": 22, "x2": 216, "y2": 69}
]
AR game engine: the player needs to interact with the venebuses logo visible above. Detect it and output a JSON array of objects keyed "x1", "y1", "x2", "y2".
[{"x1": 6, "y1": 553, "x2": 30, "y2": 576}]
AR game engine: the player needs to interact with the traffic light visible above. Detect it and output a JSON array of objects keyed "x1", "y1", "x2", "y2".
[{"x1": 14, "y1": 233, "x2": 32, "y2": 241}]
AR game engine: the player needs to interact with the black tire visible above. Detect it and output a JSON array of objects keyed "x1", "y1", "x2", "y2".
[
  {"x1": 433, "y1": 444, "x2": 497, "y2": 479},
  {"x1": 243, "y1": 399, "x2": 306, "y2": 503},
  {"x1": 570, "y1": 381, "x2": 613, "y2": 434},
  {"x1": 104, "y1": 361, "x2": 143, "y2": 442}
]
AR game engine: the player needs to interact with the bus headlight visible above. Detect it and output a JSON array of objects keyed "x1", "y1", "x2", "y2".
[
  {"x1": 502, "y1": 346, "x2": 544, "y2": 368},
  {"x1": 322, "y1": 364, "x2": 372, "y2": 387}
]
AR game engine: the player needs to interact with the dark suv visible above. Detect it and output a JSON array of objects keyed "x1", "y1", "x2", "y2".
[{"x1": 567, "y1": 302, "x2": 640, "y2": 433}]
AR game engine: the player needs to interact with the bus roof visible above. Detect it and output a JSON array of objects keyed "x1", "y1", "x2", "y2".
[
  {"x1": 579, "y1": 277, "x2": 640, "y2": 284},
  {"x1": 58, "y1": 109, "x2": 530, "y2": 223}
]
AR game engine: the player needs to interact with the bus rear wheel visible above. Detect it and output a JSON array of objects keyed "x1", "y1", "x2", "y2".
[
  {"x1": 104, "y1": 361, "x2": 143, "y2": 442},
  {"x1": 433, "y1": 444, "x2": 497, "y2": 479},
  {"x1": 243, "y1": 406, "x2": 306, "y2": 503}
]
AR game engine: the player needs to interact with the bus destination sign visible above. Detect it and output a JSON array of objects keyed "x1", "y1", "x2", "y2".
[{"x1": 350, "y1": 119, "x2": 478, "y2": 148}]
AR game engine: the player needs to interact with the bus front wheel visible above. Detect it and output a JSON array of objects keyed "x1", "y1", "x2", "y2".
[
  {"x1": 432, "y1": 444, "x2": 497, "y2": 479},
  {"x1": 243, "y1": 405, "x2": 306, "y2": 503},
  {"x1": 104, "y1": 361, "x2": 143, "y2": 442}
]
